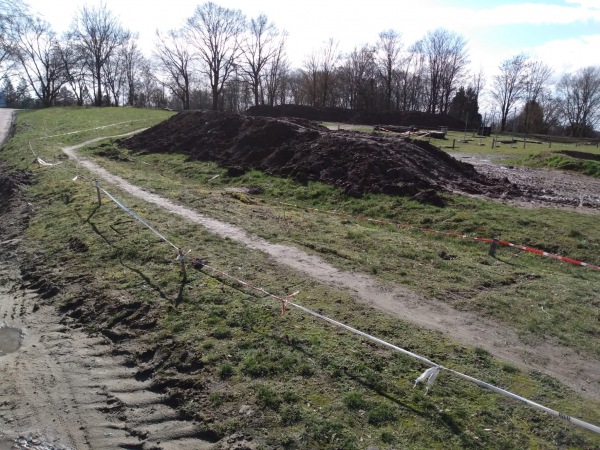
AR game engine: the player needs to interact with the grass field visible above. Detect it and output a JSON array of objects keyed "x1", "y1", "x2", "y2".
[{"x1": 2, "y1": 107, "x2": 600, "y2": 449}]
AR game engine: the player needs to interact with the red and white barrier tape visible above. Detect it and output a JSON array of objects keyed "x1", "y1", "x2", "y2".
[{"x1": 269, "y1": 200, "x2": 600, "y2": 272}]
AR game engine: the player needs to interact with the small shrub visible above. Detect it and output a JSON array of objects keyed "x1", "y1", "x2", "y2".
[
  {"x1": 254, "y1": 384, "x2": 281, "y2": 410},
  {"x1": 280, "y1": 404, "x2": 302, "y2": 425},
  {"x1": 218, "y1": 363, "x2": 234, "y2": 379},
  {"x1": 344, "y1": 391, "x2": 366, "y2": 410},
  {"x1": 283, "y1": 391, "x2": 300, "y2": 403},
  {"x1": 210, "y1": 326, "x2": 232, "y2": 339},
  {"x1": 381, "y1": 431, "x2": 396, "y2": 444},
  {"x1": 209, "y1": 392, "x2": 224, "y2": 406},
  {"x1": 367, "y1": 403, "x2": 398, "y2": 426}
]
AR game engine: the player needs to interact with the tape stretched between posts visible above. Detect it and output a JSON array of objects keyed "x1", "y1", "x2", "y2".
[
  {"x1": 37, "y1": 157, "x2": 62, "y2": 166},
  {"x1": 284, "y1": 299, "x2": 600, "y2": 434},
  {"x1": 98, "y1": 186, "x2": 179, "y2": 251},
  {"x1": 269, "y1": 200, "x2": 600, "y2": 272}
]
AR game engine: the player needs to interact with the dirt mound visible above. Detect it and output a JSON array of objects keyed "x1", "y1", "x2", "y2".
[
  {"x1": 246, "y1": 104, "x2": 466, "y2": 129},
  {"x1": 122, "y1": 111, "x2": 517, "y2": 205}
]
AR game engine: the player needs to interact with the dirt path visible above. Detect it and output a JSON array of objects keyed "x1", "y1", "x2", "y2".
[{"x1": 62, "y1": 138, "x2": 600, "y2": 402}]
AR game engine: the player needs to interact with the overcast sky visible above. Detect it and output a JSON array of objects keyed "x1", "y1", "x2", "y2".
[{"x1": 24, "y1": 0, "x2": 600, "y2": 81}]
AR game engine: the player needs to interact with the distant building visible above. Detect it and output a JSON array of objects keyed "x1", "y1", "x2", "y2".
[{"x1": 0, "y1": 90, "x2": 5, "y2": 107}]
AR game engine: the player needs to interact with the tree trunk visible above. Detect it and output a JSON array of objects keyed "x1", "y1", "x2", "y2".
[{"x1": 96, "y1": 65, "x2": 102, "y2": 106}]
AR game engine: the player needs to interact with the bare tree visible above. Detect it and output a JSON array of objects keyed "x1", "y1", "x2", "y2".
[
  {"x1": 154, "y1": 29, "x2": 193, "y2": 110},
  {"x1": 0, "y1": 0, "x2": 28, "y2": 73},
  {"x1": 121, "y1": 37, "x2": 144, "y2": 106},
  {"x1": 491, "y1": 53, "x2": 528, "y2": 131},
  {"x1": 59, "y1": 40, "x2": 90, "y2": 106},
  {"x1": 392, "y1": 42, "x2": 426, "y2": 111},
  {"x1": 303, "y1": 38, "x2": 340, "y2": 107},
  {"x1": 521, "y1": 60, "x2": 552, "y2": 134},
  {"x1": 186, "y1": 1, "x2": 245, "y2": 110},
  {"x1": 377, "y1": 30, "x2": 402, "y2": 110},
  {"x1": 240, "y1": 14, "x2": 282, "y2": 106},
  {"x1": 263, "y1": 31, "x2": 288, "y2": 106},
  {"x1": 69, "y1": 2, "x2": 130, "y2": 106},
  {"x1": 103, "y1": 46, "x2": 126, "y2": 105},
  {"x1": 419, "y1": 28, "x2": 469, "y2": 114},
  {"x1": 557, "y1": 66, "x2": 600, "y2": 137},
  {"x1": 13, "y1": 17, "x2": 67, "y2": 107},
  {"x1": 342, "y1": 44, "x2": 376, "y2": 109}
]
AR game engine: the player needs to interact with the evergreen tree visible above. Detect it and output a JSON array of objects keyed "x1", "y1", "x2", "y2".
[{"x1": 448, "y1": 86, "x2": 480, "y2": 128}]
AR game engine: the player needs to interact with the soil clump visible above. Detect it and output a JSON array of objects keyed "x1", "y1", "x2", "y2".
[{"x1": 122, "y1": 111, "x2": 521, "y2": 205}]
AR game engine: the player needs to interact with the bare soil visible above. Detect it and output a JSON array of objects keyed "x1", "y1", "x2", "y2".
[
  {"x1": 452, "y1": 153, "x2": 600, "y2": 211},
  {"x1": 123, "y1": 111, "x2": 595, "y2": 212},
  {"x1": 122, "y1": 111, "x2": 524, "y2": 206}
]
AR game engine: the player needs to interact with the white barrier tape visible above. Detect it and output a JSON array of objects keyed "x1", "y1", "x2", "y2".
[
  {"x1": 445, "y1": 368, "x2": 600, "y2": 435},
  {"x1": 284, "y1": 299, "x2": 600, "y2": 434},
  {"x1": 98, "y1": 186, "x2": 179, "y2": 251},
  {"x1": 414, "y1": 366, "x2": 441, "y2": 393},
  {"x1": 36, "y1": 157, "x2": 62, "y2": 166},
  {"x1": 286, "y1": 300, "x2": 438, "y2": 368}
]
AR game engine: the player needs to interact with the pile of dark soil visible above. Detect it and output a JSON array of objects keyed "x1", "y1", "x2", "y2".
[
  {"x1": 122, "y1": 111, "x2": 519, "y2": 206},
  {"x1": 246, "y1": 104, "x2": 466, "y2": 129}
]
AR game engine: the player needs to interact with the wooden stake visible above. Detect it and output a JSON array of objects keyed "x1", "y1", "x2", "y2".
[
  {"x1": 489, "y1": 239, "x2": 498, "y2": 257},
  {"x1": 94, "y1": 180, "x2": 101, "y2": 205},
  {"x1": 178, "y1": 248, "x2": 187, "y2": 282}
]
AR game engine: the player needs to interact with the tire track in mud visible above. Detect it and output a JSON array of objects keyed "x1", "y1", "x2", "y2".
[
  {"x1": 61, "y1": 137, "x2": 600, "y2": 402},
  {"x1": 0, "y1": 238, "x2": 217, "y2": 450}
]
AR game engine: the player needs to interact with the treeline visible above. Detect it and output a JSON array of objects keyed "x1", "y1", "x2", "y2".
[{"x1": 1, "y1": 0, "x2": 599, "y2": 137}]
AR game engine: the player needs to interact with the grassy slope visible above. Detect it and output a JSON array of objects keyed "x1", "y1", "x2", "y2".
[{"x1": 2, "y1": 107, "x2": 600, "y2": 449}]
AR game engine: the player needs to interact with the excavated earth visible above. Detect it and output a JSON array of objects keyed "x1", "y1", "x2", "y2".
[{"x1": 123, "y1": 111, "x2": 526, "y2": 206}]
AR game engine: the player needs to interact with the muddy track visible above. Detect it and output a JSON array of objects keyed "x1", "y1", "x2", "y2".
[
  {"x1": 0, "y1": 248, "x2": 215, "y2": 449},
  {"x1": 62, "y1": 137, "x2": 600, "y2": 402},
  {"x1": 452, "y1": 152, "x2": 600, "y2": 212},
  {"x1": 0, "y1": 115, "x2": 217, "y2": 449}
]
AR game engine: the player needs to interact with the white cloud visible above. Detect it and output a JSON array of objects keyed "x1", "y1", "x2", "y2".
[
  {"x1": 565, "y1": 0, "x2": 600, "y2": 9},
  {"x1": 531, "y1": 34, "x2": 600, "y2": 75},
  {"x1": 425, "y1": 2, "x2": 600, "y2": 30}
]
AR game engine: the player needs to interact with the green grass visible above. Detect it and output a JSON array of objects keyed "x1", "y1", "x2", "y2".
[
  {"x1": 2, "y1": 107, "x2": 600, "y2": 449},
  {"x1": 508, "y1": 151, "x2": 600, "y2": 178},
  {"x1": 78, "y1": 140, "x2": 600, "y2": 360}
]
